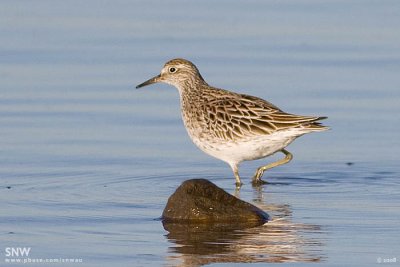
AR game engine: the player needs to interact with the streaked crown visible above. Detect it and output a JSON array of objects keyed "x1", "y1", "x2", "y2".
[
  {"x1": 136, "y1": 58, "x2": 206, "y2": 90},
  {"x1": 160, "y1": 58, "x2": 206, "y2": 88}
]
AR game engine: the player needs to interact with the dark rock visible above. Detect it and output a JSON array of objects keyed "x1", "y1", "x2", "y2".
[{"x1": 162, "y1": 179, "x2": 269, "y2": 227}]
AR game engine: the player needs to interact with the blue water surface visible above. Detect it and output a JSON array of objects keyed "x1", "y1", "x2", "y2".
[{"x1": 1, "y1": 1, "x2": 399, "y2": 266}]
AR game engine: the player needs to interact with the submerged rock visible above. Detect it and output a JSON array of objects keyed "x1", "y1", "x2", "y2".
[{"x1": 162, "y1": 179, "x2": 269, "y2": 227}]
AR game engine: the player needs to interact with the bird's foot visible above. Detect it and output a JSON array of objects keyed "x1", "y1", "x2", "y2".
[
  {"x1": 235, "y1": 181, "x2": 243, "y2": 188},
  {"x1": 252, "y1": 179, "x2": 268, "y2": 186}
]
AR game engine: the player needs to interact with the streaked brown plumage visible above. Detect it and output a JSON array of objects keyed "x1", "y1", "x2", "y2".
[{"x1": 137, "y1": 58, "x2": 328, "y2": 186}]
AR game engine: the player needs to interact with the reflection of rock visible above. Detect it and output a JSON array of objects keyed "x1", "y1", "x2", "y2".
[
  {"x1": 162, "y1": 222, "x2": 243, "y2": 256},
  {"x1": 164, "y1": 186, "x2": 325, "y2": 266},
  {"x1": 162, "y1": 179, "x2": 269, "y2": 227}
]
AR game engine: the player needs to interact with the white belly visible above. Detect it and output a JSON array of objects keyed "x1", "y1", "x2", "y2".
[{"x1": 190, "y1": 129, "x2": 304, "y2": 165}]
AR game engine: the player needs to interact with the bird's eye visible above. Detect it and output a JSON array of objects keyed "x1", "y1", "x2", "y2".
[{"x1": 169, "y1": 67, "x2": 177, "y2": 73}]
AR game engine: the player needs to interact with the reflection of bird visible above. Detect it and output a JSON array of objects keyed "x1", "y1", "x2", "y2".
[{"x1": 136, "y1": 58, "x2": 328, "y2": 186}]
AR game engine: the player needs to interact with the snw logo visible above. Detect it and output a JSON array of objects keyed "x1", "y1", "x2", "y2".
[{"x1": 5, "y1": 247, "x2": 31, "y2": 257}]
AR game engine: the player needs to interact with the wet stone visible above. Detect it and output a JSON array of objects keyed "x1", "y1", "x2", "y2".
[{"x1": 162, "y1": 179, "x2": 269, "y2": 227}]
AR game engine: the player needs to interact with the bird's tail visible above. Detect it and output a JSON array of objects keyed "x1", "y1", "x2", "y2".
[{"x1": 303, "y1": 116, "x2": 329, "y2": 132}]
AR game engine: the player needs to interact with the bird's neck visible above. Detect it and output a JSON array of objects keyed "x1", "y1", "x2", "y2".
[
  {"x1": 178, "y1": 82, "x2": 208, "y2": 112},
  {"x1": 177, "y1": 78, "x2": 207, "y2": 99}
]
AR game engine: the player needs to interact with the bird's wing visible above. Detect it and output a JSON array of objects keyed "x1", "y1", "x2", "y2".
[{"x1": 203, "y1": 93, "x2": 327, "y2": 141}]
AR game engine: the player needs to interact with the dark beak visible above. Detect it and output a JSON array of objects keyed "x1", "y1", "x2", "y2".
[{"x1": 136, "y1": 74, "x2": 161, "y2": 89}]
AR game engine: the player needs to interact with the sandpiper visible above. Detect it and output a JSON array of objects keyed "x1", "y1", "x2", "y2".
[{"x1": 136, "y1": 58, "x2": 328, "y2": 186}]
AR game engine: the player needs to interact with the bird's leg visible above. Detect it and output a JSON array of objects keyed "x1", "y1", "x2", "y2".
[
  {"x1": 252, "y1": 149, "x2": 293, "y2": 185},
  {"x1": 230, "y1": 164, "x2": 243, "y2": 187}
]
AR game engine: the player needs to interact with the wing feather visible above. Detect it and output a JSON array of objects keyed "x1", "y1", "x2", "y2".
[{"x1": 203, "y1": 92, "x2": 327, "y2": 141}]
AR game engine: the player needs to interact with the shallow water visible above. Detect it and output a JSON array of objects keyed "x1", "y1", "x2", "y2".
[{"x1": 1, "y1": 1, "x2": 400, "y2": 266}]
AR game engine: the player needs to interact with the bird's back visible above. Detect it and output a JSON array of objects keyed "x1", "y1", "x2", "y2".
[{"x1": 181, "y1": 84, "x2": 328, "y2": 143}]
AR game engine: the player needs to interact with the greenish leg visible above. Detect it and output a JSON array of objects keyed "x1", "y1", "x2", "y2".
[
  {"x1": 252, "y1": 149, "x2": 293, "y2": 185},
  {"x1": 230, "y1": 164, "x2": 242, "y2": 187}
]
